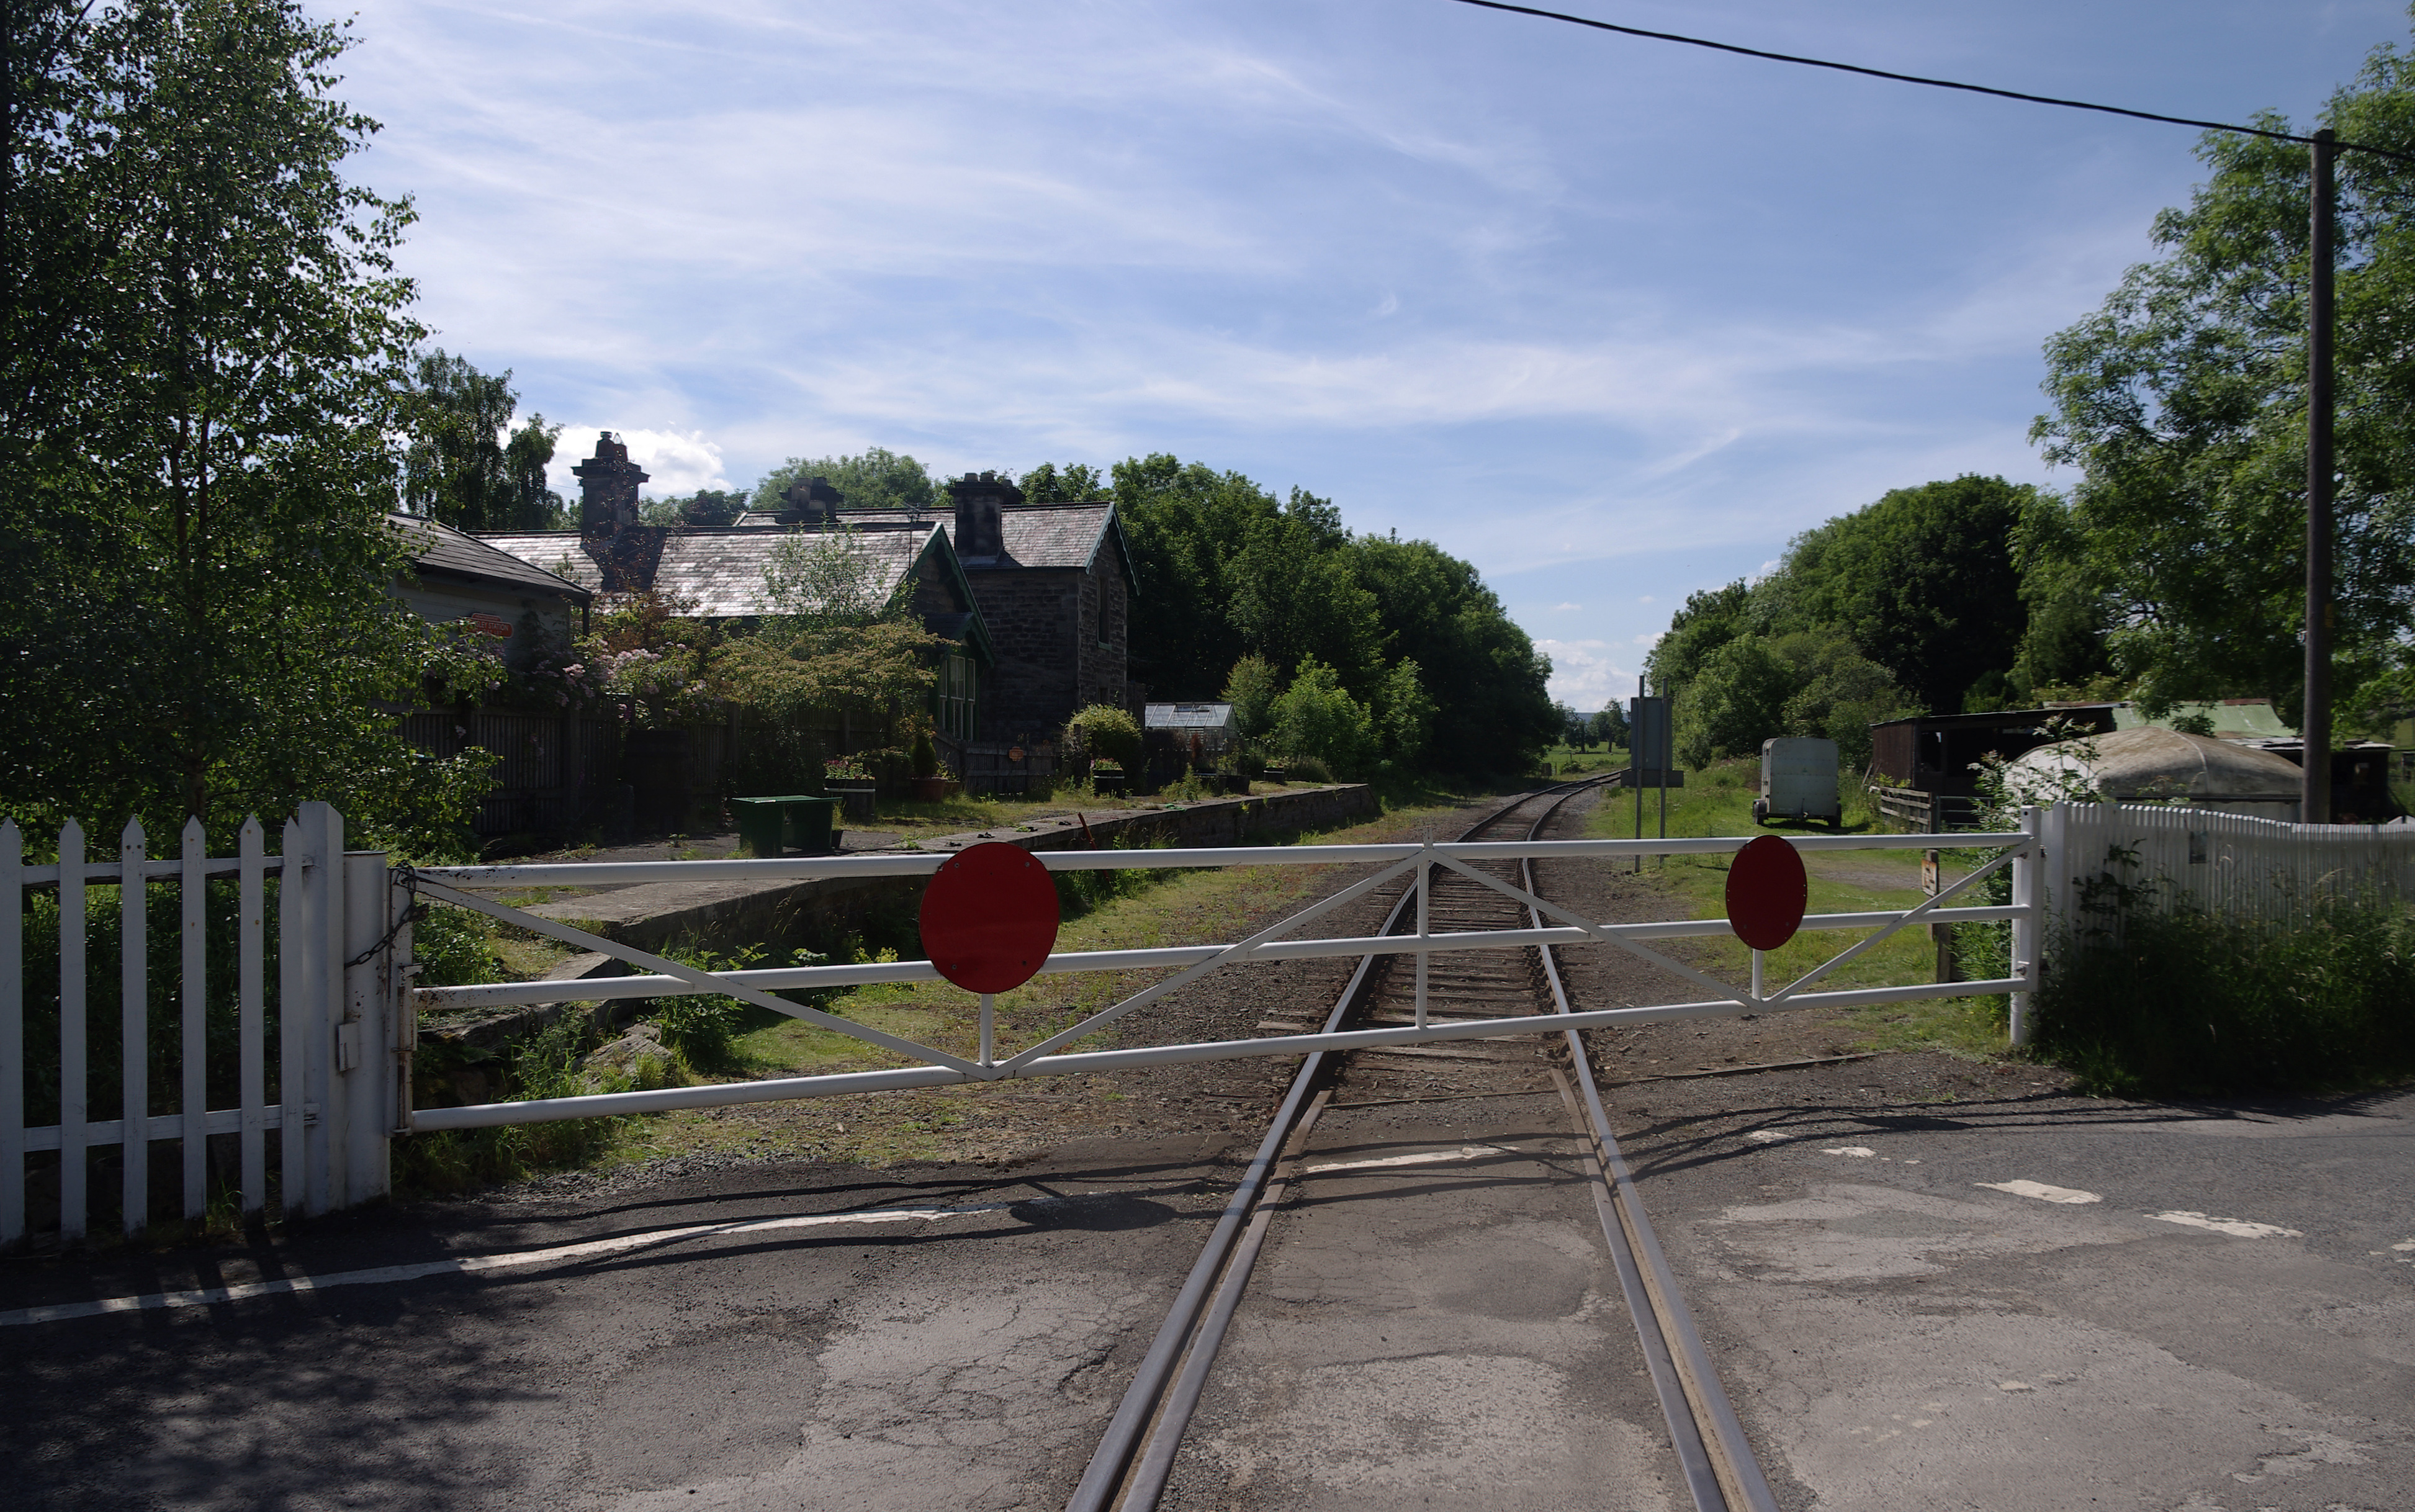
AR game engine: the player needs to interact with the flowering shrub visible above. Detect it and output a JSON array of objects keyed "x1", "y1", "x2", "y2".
[
  {"x1": 824, "y1": 755, "x2": 871, "y2": 782},
  {"x1": 577, "y1": 591, "x2": 723, "y2": 727}
]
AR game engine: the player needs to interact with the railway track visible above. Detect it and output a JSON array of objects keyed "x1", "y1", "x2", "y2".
[{"x1": 1067, "y1": 777, "x2": 1779, "y2": 1512}]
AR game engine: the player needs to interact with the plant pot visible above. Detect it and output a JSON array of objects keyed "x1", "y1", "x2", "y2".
[
  {"x1": 1092, "y1": 773, "x2": 1127, "y2": 797},
  {"x1": 911, "y1": 776, "x2": 948, "y2": 802},
  {"x1": 827, "y1": 780, "x2": 878, "y2": 826}
]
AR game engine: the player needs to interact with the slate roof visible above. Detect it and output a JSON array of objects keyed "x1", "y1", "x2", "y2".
[
  {"x1": 470, "y1": 532, "x2": 607, "y2": 595},
  {"x1": 1146, "y1": 703, "x2": 1233, "y2": 729},
  {"x1": 394, "y1": 515, "x2": 591, "y2": 601},
  {"x1": 475, "y1": 525, "x2": 937, "y2": 618},
  {"x1": 734, "y1": 502, "x2": 1131, "y2": 577}
]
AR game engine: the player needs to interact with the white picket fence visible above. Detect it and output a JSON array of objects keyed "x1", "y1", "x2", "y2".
[
  {"x1": 1, "y1": 803, "x2": 406, "y2": 1245},
  {"x1": 2043, "y1": 803, "x2": 2415, "y2": 935}
]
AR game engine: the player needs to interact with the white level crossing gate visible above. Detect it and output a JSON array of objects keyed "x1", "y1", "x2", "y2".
[
  {"x1": 6, "y1": 800, "x2": 2054, "y2": 1240},
  {"x1": 403, "y1": 820, "x2": 2044, "y2": 1127}
]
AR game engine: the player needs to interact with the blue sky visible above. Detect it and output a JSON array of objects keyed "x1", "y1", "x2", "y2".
[{"x1": 337, "y1": 1, "x2": 2413, "y2": 709}]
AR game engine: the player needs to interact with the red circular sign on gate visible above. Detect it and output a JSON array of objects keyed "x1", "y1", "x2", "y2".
[
  {"x1": 919, "y1": 841, "x2": 1061, "y2": 994},
  {"x1": 1725, "y1": 834, "x2": 1808, "y2": 952}
]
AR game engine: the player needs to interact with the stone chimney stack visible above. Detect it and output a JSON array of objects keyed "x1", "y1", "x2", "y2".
[
  {"x1": 778, "y1": 475, "x2": 843, "y2": 525},
  {"x1": 572, "y1": 432, "x2": 649, "y2": 536},
  {"x1": 948, "y1": 470, "x2": 1022, "y2": 560}
]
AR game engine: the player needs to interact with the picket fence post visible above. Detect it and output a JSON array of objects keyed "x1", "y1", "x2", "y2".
[
  {"x1": 2009, "y1": 806, "x2": 2040, "y2": 1046},
  {"x1": 340, "y1": 847, "x2": 395, "y2": 1204},
  {"x1": 1, "y1": 821, "x2": 21, "y2": 1246}
]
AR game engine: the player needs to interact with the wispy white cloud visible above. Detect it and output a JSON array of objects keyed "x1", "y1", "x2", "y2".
[
  {"x1": 549, "y1": 426, "x2": 730, "y2": 496},
  {"x1": 1536, "y1": 637, "x2": 1632, "y2": 708},
  {"x1": 328, "y1": 0, "x2": 2398, "y2": 688}
]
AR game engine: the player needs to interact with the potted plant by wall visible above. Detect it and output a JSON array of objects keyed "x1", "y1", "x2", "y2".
[
  {"x1": 824, "y1": 754, "x2": 878, "y2": 825},
  {"x1": 910, "y1": 731, "x2": 948, "y2": 802},
  {"x1": 1089, "y1": 758, "x2": 1127, "y2": 796}
]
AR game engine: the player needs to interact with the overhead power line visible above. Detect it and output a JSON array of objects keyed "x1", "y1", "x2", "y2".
[{"x1": 1447, "y1": 0, "x2": 2415, "y2": 165}]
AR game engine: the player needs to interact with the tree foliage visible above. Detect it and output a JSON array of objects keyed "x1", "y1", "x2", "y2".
[
  {"x1": 1647, "y1": 475, "x2": 2058, "y2": 768},
  {"x1": 1270, "y1": 657, "x2": 1375, "y2": 778},
  {"x1": 1221, "y1": 654, "x2": 1281, "y2": 741},
  {"x1": 1017, "y1": 461, "x2": 1104, "y2": 502},
  {"x1": 0, "y1": 0, "x2": 487, "y2": 850},
  {"x1": 640, "y1": 487, "x2": 747, "y2": 527},
  {"x1": 1672, "y1": 630, "x2": 1917, "y2": 771},
  {"x1": 1759, "y1": 475, "x2": 2036, "y2": 715},
  {"x1": 752, "y1": 446, "x2": 938, "y2": 516},
  {"x1": 402, "y1": 349, "x2": 565, "y2": 530},
  {"x1": 2034, "y1": 27, "x2": 2415, "y2": 726},
  {"x1": 1091, "y1": 454, "x2": 1555, "y2": 773}
]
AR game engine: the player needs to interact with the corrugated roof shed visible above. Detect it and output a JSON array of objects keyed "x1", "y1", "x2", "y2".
[{"x1": 394, "y1": 515, "x2": 591, "y2": 601}]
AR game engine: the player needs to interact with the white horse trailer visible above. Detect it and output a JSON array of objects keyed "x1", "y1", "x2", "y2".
[{"x1": 1755, "y1": 737, "x2": 1842, "y2": 827}]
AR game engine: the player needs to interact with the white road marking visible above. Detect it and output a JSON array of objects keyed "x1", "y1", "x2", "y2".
[
  {"x1": 2391, "y1": 1238, "x2": 2415, "y2": 1253},
  {"x1": 1976, "y1": 1179, "x2": 2102, "y2": 1205},
  {"x1": 1821, "y1": 1146, "x2": 1877, "y2": 1158},
  {"x1": 1746, "y1": 1130, "x2": 1793, "y2": 1143},
  {"x1": 0, "y1": 1204, "x2": 1010, "y2": 1329},
  {"x1": 2147, "y1": 1210, "x2": 2303, "y2": 1240},
  {"x1": 1303, "y1": 1144, "x2": 1506, "y2": 1175}
]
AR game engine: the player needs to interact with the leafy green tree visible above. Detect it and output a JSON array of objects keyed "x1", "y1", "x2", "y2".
[
  {"x1": 403, "y1": 349, "x2": 565, "y2": 530},
  {"x1": 1270, "y1": 656, "x2": 1375, "y2": 778},
  {"x1": 1228, "y1": 502, "x2": 1385, "y2": 691},
  {"x1": 1646, "y1": 580, "x2": 1756, "y2": 696},
  {"x1": 1758, "y1": 475, "x2": 2033, "y2": 714},
  {"x1": 2036, "y1": 27, "x2": 2415, "y2": 723},
  {"x1": 1, "y1": 0, "x2": 490, "y2": 848},
  {"x1": 1221, "y1": 654, "x2": 1282, "y2": 741},
  {"x1": 1348, "y1": 533, "x2": 1558, "y2": 773},
  {"x1": 760, "y1": 525, "x2": 913, "y2": 628},
  {"x1": 753, "y1": 446, "x2": 938, "y2": 516},
  {"x1": 1675, "y1": 636, "x2": 1794, "y2": 768},
  {"x1": 1591, "y1": 702, "x2": 1629, "y2": 749},
  {"x1": 1108, "y1": 456, "x2": 1555, "y2": 773},
  {"x1": 1018, "y1": 461, "x2": 1104, "y2": 502},
  {"x1": 641, "y1": 488, "x2": 747, "y2": 527},
  {"x1": 1111, "y1": 454, "x2": 1286, "y2": 695},
  {"x1": 1370, "y1": 659, "x2": 1437, "y2": 771},
  {"x1": 1674, "y1": 629, "x2": 1914, "y2": 770},
  {"x1": 1771, "y1": 631, "x2": 1920, "y2": 771}
]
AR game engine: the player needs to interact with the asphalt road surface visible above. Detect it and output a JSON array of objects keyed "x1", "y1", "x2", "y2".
[
  {"x1": 3, "y1": 1070, "x2": 2409, "y2": 1511},
  {"x1": 1612, "y1": 1068, "x2": 2415, "y2": 1512}
]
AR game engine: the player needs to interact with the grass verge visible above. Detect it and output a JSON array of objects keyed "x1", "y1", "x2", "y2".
[
  {"x1": 1588, "y1": 757, "x2": 2015, "y2": 1061},
  {"x1": 397, "y1": 786, "x2": 1503, "y2": 1185}
]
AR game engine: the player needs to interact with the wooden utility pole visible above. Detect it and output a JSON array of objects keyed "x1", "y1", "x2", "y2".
[{"x1": 2305, "y1": 128, "x2": 2336, "y2": 824}]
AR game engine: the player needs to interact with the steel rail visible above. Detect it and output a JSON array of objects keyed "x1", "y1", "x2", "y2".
[
  {"x1": 1526, "y1": 842, "x2": 1780, "y2": 1512},
  {"x1": 1063, "y1": 775, "x2": 1612, "y2": 1512}
]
